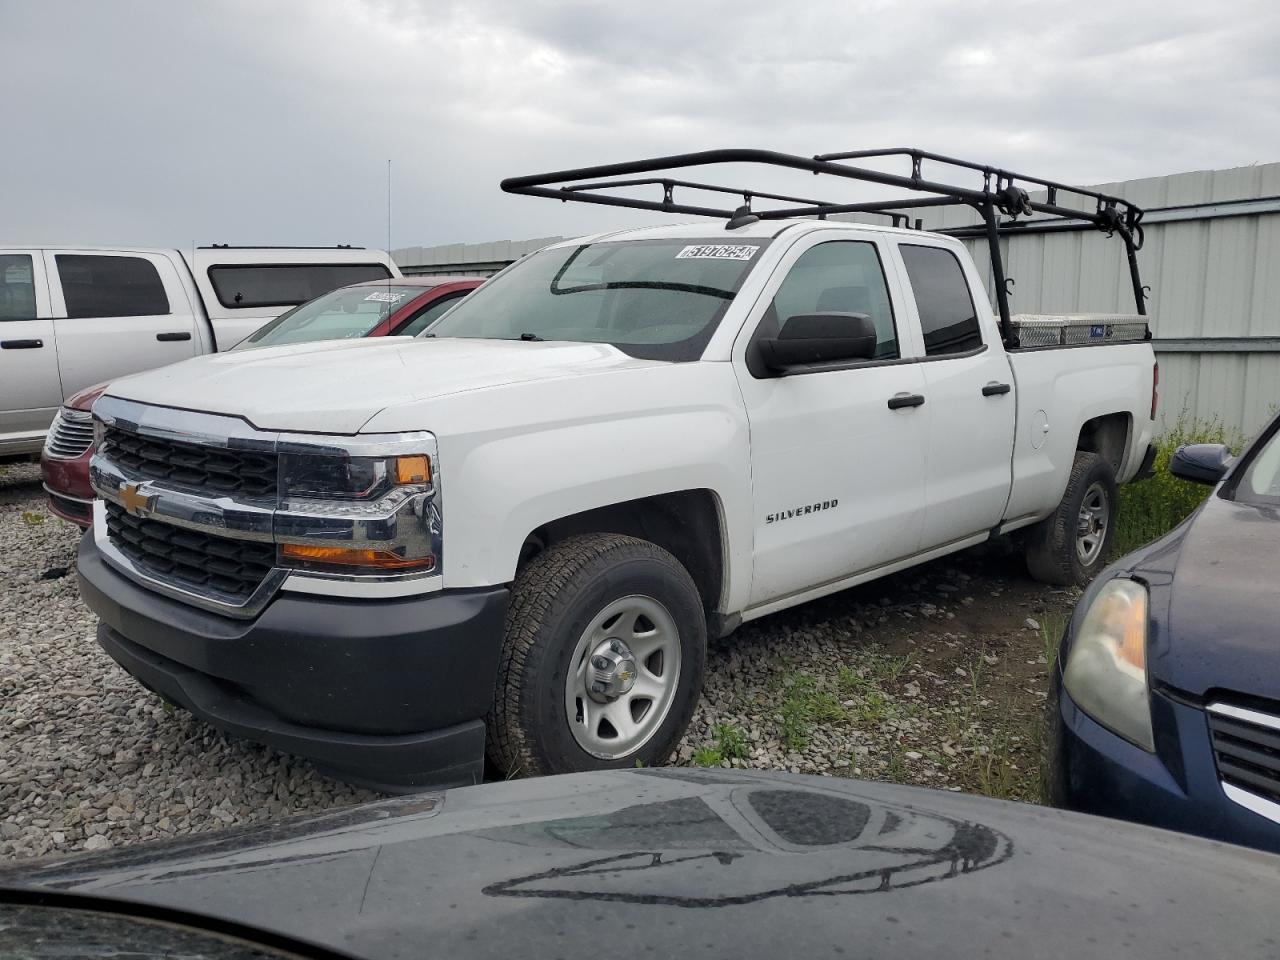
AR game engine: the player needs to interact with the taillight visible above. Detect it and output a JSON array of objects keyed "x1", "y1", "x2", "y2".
[{"x1": 1150, "y1": 361, "x2": 1159, "y2": 420}]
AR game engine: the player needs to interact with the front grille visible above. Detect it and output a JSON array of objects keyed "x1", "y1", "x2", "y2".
[
  {"x1": 101, "y1": 426, "x2": 277, "y2": 498},
  {"x1": 105, "y1": 501, "x2": 275, "y2": 601},
  {"x1": 1208, "y1": 704, "x2": 1280, "y2": 806},
  {"x1": 45, "y1": 410, "x2": 95, "y2": 459}
]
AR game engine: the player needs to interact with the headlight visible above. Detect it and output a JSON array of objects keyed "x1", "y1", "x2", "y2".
[
  {"x1": 277, "y1": 451, "x2": 438, "y2": 576},
  {"x1": 1062, "y1": 578, "x2": 1153, "y2": 751},
  {"x1": 279, "y1": 453, "x2": 430, "y2": 502}
]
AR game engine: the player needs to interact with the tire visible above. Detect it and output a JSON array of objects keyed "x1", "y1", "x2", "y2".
[
  {"x1": 487, "y1": 533, "x2": 707, "y2": 778},
  {"x1": 1024, "y1": 451, "x2": 1118, "y2": 586}
]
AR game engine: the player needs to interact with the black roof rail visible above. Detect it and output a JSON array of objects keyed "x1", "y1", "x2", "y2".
[
  {"x1": 501, "y1": 148, "x2": 1147, "y2": 348},
  {"x1": 199, "y1": 244, "x2": 365, "y2": 250}
]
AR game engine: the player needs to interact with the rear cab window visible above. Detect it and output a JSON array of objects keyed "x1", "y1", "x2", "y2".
[
  {"x1": 208, "y1": 263, "x2": 393, "y2": 309},
  {"x1": 898, "y1": 244, "x2": 983, "y2": 356},
  {"x1": 55, "y1": 254, "x2": 169, "y2": 318}
]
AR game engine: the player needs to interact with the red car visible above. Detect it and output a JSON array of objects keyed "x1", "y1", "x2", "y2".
[{"x1": 40, "y1": 276, "x2": 481, "y2": 527}]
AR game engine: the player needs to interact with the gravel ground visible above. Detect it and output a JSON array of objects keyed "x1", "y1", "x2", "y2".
[{"x1": 0, "y1": 461, "x2": 1077, "y2": 862}]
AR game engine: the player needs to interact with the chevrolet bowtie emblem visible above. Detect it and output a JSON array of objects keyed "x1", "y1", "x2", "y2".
[{"x1": 118, "y1": 482, "x2": 154, "y2": 516}]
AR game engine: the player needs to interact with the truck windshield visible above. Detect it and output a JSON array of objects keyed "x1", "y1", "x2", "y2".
[
  {"x1": 236, "y1": 284, "x2": 421, "y2": 349},
  {"x1": 423, "y1": 238, "x2": 770, "y2": 361}
]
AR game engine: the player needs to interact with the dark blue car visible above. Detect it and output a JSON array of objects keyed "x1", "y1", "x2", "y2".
[{"x1": 1045, "y1": 410, "x2": 1280, "y2": 852}]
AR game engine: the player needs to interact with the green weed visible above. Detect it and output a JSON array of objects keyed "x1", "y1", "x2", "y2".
[
  {"x1": 692, "y1": 746, "x2": 724, "y2": 767},
  {"x1": 713, "y1": 723, "x2": 750, "y2": 761},
  {"x1": 1113, "y1": 415, "x2": 1242, "y2": 555}
]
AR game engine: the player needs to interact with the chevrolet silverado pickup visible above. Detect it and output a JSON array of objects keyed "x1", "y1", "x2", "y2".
[{"x1": 76, "y1": 149, "x2": 1158, "y2": 789}]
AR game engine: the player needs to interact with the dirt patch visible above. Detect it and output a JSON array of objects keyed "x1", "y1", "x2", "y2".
[{"x1": 677, "y1": 539, "x2": 1080, "y2": 802}]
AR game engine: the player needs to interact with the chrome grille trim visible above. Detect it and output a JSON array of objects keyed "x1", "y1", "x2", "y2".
[
  {"x1": 1207, "y1": 701, "x2": 1280, "y2": 825},
  {"x1": 44, "y1": 408, "x2": 95, "y2": 459},
  {"x1": 89, "y1": 395, "x2": 444, "y2": 618}
]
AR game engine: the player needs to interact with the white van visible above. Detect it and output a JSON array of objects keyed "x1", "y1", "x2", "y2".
[{"x1": 0, "y1": 245, "x2": 399, "y2": 456}]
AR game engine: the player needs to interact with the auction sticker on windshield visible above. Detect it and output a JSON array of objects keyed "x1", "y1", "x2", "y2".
[
  {"x1": 674, "y1": 244, "x2": 759, "y2": 261},
  {"x1": 364, "y1": 291, "x2": 407, "y2": 303}
]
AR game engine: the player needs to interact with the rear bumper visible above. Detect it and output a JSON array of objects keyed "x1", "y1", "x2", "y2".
[{"x1": 78, "y1": 533, "x2": 509, "y2": 790}]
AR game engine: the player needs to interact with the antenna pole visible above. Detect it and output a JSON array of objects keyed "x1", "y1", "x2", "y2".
[{"x1": 387, "y1": 159, "x2": 392, "y2": 291}]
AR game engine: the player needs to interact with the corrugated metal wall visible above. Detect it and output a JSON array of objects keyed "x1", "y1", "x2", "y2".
[
  {"x1": 393, "y1": 236, "x2": 565, "y2": 277},
  {"x1": 924, "y1": 163, "x2": 1280, "y2": 437}
]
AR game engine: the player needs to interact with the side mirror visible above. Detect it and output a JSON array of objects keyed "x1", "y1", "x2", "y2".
[
  {"x1": 1170, "y1": 443, "x2": 1233, "y2": 485},
  {"x1": 758, "y1": 312, "x2": 877, "y2": 373}
]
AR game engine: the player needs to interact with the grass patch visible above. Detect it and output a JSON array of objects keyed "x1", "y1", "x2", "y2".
[
  {"x1": 1039, "y1": 611, "x2": 1068, "y2": 669},
  {"x1": 21, "y1": 511, "x2": 45, "y2": 526},
  {"x1": 971, "y1": 704, "x2": 1022, "y2": 800},
  {"x1": 692, "y1": 746, "x2": 723, "y2": 767},
  {"x1": 712, "y1": 723, "x2": 750, "y2": 761},
  {"x1": 778, "y1": 673, "x2": 845, "y2": 751},
  {"x1": 1113, "y1": 415, "x2": 1240, "y2": 555}
]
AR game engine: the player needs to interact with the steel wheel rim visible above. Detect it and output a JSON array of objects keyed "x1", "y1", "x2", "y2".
[
  {"x1": 564, "y1": 594, "x2": 682, "y2": 760},
  {"x1": 1075, "y1": 481, "x2": 1110, "y2": 566}
]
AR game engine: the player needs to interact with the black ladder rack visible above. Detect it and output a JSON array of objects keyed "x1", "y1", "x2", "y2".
[{"x1": 500, "y1": 147, "x2": 1147, "y2": 349}]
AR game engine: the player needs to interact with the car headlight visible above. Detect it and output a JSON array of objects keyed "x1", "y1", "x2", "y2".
[
  {"x1": 277, "y1": 451, "x2": 438, "y2": 575},
  {"x1": 1062, "y1": 578, "x2": 1153, "y2": 751}
]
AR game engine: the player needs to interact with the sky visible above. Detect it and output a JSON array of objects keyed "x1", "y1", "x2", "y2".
[{"x1": 3, "y1": 0, "x2": 1279, "y2": 252}]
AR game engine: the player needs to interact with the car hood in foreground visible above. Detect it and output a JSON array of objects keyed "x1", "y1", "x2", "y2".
[
  {"x1": 1134, "y1": 494, "x2": 1280, "y2": 698},
  {"x1": 103, "y1": 337, "x2": 665, "y2": 434},
  {"x1": 3, "y1": 769, "x2": 1279, "y2": 959}
]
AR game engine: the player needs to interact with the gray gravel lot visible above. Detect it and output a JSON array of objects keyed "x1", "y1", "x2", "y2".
[{"x1": 0, "y1": 460, "x2": 1074, "y2": 861}]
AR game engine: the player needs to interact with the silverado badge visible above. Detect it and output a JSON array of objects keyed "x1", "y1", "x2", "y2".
[{"x1": 118, "y1": 482, "x2": 154, "y2": 516}]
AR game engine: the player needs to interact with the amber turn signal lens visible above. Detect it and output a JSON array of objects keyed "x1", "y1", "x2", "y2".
[
  {"x1": 394, "y1": 455, "x2": 431, "y2": 485},
  {"x1": 280, "y1": 543, "x2": 435, "y2": 571}
]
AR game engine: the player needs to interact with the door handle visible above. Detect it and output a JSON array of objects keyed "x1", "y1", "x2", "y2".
[
  {"x1": 887, "y1": 393, "x2": 926, "y2": 410},
  {"x1": 1, "y1": 339, "x2": 43, "y2": 349},
  {"x1": 982, "y1": 382, "x2": 1012, "y2": 396},
  {"x1": 156, "y1": 331, "x2": 192, "y2": 342}
]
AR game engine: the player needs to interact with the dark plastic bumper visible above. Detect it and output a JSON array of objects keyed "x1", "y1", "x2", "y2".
[
  {"x1": 78, "y1": 533, "x2": 509, "y2": 791},
  {"x1": 1045, "y1": 667, "x2": 1280, "y2": 854}
]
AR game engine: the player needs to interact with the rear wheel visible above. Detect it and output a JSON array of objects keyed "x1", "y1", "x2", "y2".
[
  {"x1": 487, "y1": 533, "x2": 706, "y2": 777},
  {"x1": 1025, "y1": 451, "x2": 1118, "y2": 586}
]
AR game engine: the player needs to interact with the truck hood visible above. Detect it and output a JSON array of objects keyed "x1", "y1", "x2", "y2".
[
  {"x1": 104, "y1": 337, "x2": 665, "y2": 433},
  {"x1": 1136, "y1": 495, "x2": 1280, "y2": 698}
]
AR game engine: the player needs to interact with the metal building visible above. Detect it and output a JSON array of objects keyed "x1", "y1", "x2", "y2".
[{"x1": 394, "y1": 161, "x2": 1280, "y2": 436}]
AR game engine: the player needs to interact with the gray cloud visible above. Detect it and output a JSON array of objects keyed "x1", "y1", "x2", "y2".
[{"x1": 2, "y1": 0, "x2": 1278, "y2": 249}]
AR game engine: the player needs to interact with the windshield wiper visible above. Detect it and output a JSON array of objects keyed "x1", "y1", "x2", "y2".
[{"x1": 518, "y1": 332, "x2": 545, "y2": 342}]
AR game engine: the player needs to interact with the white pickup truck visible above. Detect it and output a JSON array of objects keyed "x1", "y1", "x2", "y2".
[
  {"x1": 77, "y1": 149, "x2": 1158, "y2": 789},
  {"x1": 0, "y1": 245, "x2": 398, "y2": 456}
]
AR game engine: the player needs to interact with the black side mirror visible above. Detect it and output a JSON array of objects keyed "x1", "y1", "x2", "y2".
[
  {"x1": 758, "y1": 312, "x2": 877, "y2": 373},
  {"x1": 1170, "y1": 443, "x2": 1233, "y2": 485}
]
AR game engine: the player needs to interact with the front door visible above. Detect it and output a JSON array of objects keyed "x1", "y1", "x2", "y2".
[
  {"x1": 735, "y1": 235, "x2": 928, "y2": 609},
  {"x1": 0, "y1": 250, "x2": 60, "y2": 446}
]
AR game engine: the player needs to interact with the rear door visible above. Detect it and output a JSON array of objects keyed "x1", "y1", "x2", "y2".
[
  {"x1": 895, "y1": 242, "x2": 1016, "y2": 549},
  {"x1": 735, "y1": 233, "x2": 928, "y2": 609},
  {"x1": 45, "y1": 251, "x2": 200, "y2": 399},
  {"x1": 0, "y1": 250, "x2": 60, "y2": 444}
]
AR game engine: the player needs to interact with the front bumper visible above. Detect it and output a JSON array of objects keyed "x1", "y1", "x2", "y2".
[
  {"x1": 40, "y1": 446, "x2": 94, "y2": 528},
  {"x1": 1045, "y1": 668, "x2": 1280, "y2": 854},
  {"x1": 79, "y1": 533, "x2": 508, "y2": 791}
]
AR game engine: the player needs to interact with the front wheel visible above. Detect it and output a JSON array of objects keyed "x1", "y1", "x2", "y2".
[
  {"x1": 487, "y1": 534, "x2": 707, "y2": 777},
  {"x1": 1024, "y1": 451, "x2": 1118, "y2": 586}
]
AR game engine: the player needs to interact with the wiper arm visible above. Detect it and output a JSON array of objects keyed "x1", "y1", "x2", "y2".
[{"x1": 518, "y1": 332, "x2": 544, "y2": 342}]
